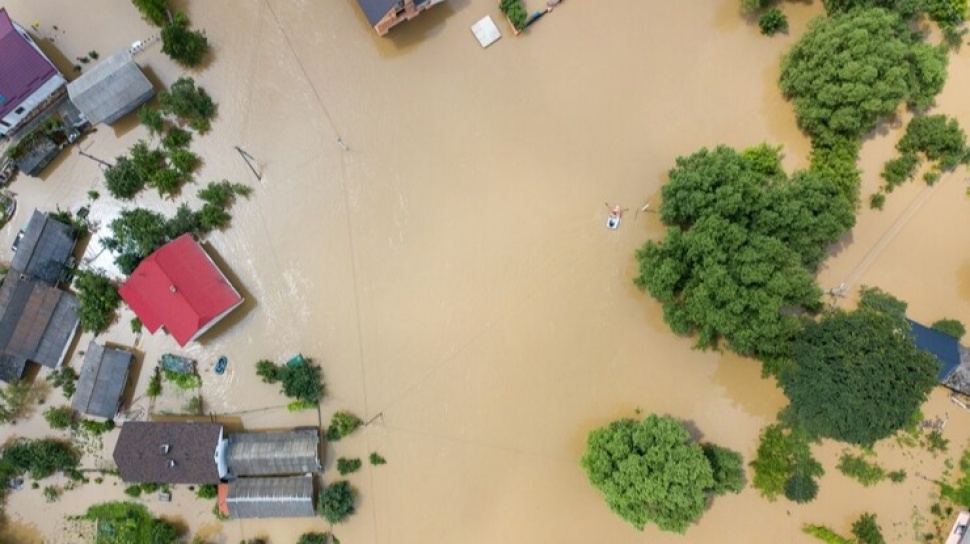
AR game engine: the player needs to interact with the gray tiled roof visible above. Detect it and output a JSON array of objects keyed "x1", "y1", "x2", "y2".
[
  {"x1": 11, "y1": 210, "x2": 76, "y2": 285},
  {"x1": 226, "y1": 475, "x2": 315, "y2": 519},
  {"x1": 226, "y1": 429, "x2": 321, "y2": 477},
  {"x1": 357, "y1": 0, "x2": 399, "y2": 26},
  {"x1": 72, "y1": 341, "x2": 133, "y2": 418},
  {"x1": 67, "y1": 49, "x2": 154, "y2": 125},
  {"x1": 0, "y1": 273, "x2": 79, "y2": 380},
  {"x1": 113, "y1": 422, "x2": 222, "y2": 483}
]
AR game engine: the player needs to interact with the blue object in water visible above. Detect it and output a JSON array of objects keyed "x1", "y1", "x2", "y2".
[{"x1": 215, "y1": 356, "x2": 228, "y2": 375}]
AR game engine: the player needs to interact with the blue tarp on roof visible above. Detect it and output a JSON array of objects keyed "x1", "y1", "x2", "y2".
[{"x1": 908, "y1": 319, "x2": 961, "y2": 381}]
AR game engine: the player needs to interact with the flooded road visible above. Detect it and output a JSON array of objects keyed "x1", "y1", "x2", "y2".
[{"x1": 1, "y1": 0, "x2": 970, "y2": 542}]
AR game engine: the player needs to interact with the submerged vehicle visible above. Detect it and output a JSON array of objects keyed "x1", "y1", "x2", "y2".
[{"x1": 215, "y1": 356, "x2": 228, "y2": 375}]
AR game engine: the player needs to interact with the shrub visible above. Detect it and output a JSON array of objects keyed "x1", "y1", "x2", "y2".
[
  {"x1": 296, "y1": 533, "x2": 330, "y2": 544},
  {"x1": 158, "y1": 77, "x2": 215, "y2": 133},
  {"x1": 162, "y1": 368, "x2": 201, "y2": 390},
  {"x1": 43, "y1": 406, "x2": 75, "y2": 430},
  {"x1": 926, "y1": 429, "x2": 950, "y2": 453},
  {"x1": 124, "y1": 484, "x2": 144, "y2": 497},
  {"x1": 784, "y1": 471, "x2": 819, "y2": 503},
  {"x1": 881, "y1": 153, "x2": 919, "y2": 191},
  {"x1": 85, "y1": 501, "x2": 181, "y2": 544},
  {"x1": 326, "y1": 411, "x2": 362, "y2": 441},
  {"x1": 0, "y1": 380, "x2": 37, "y2": 423},
  {"x1": 803, "y1": 524, "x2": 854, "y2": 544},
  {"x1": 869, "y1": 192, "x2": 886, "y2": 210},
  {"x1": 852, "y1": 512, "x2": 886, "y2": 544},
  {"x1": 198, "y1": 180, "x2": 252, "y2": 209},
  {"x1": 256, "y1": 358, "x2": 324, "y2": 405},
  {"x1": 898, "y1": 114, "x2": 969, "y2": 171},
  {"x1": 318, "y1": 481, "x2": 356, "y2": 524},
  {"x1": 131, "y1": 317, "x2": 143, "y2": 333},
  {"x1": 147, "y1": 370, "x2": 162, "y2": 398},
  {"x1": 499, "y1": 0, "x2": 528, "y2": 29},
  {"x1": 196, "y1": 484, "x2": 217, "y2": 499},
  {"x1": 369, "y1": 452, "x2": 387, "y2": 466},
  {"x1": 933, "y1": 318, "x2": 966, "y2": 339},
  {"x1": 837, "y1": 452, "x2": 886, "y2": 486},
  {"x1": 162, "y1": 126, "x2": 192, "y2": 150},
  {"x1": 47, "y1": 368, "x2": 77, "y2": 399},
  {"x1": 161, "y1": 12, "x2": 209, "y2": 67},
  {"x1": 1, "y1": 438, "x2": 80, "y2": 479},
  {"x1": 43, "y1": 485, "x2": 61, "y2": 502},
  {"x1": 74, "y1": 270, "x2": 121, "y2": 334},
  {"x1": 132, "y1": 0, "x2": 169, "y2": 26},
  {"x1": 337, "y1": 457, "x2": 362, "y2": 476},
  {"x1": 87, "y1": 190, "x2": 100, "y2": 200},
  {"x1": 759, "y1": 8, "x2": 788, "y2": 35},
  {"x1": 255, "y1": 360, "x2": 279, "y2": 383},
  {"x1": 80, "y1": 418, "x2": 116, "y2": 436},
  {"x1": 183, "y1": 395, "x2": 203, "y2": 415},
  {"x1": 750, "y1": 424, "x2": 822, "y2": 501},
  {"x1": 887, "y1": 469, "x2": 907, "y2": 483},
  {"x1": 104, "y1": 156, "x2": 145, "y2": 199},
  {"x1": 702, "y1": 443, "x2": 746, "y2": 495},
  {"x1": 168, "y1": 149, "x2": 200, "y2": 176},
  {"x1": 140, "y1": 106, "x2": 164, "y2": 136}
]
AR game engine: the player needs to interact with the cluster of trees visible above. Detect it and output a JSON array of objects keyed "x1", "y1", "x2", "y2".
[
  {"x1": 750, "y1": 422, "x2": 823, "y2": 503},
  {"x1": 804, "y1": 512, "x2": 886, "y2": 544},
  {"x1": 255, "y1": 356, "x2": 325, "y2": 409},
  {"x1": 131, "y1": 0, "x2": 209, "y2": 67},
  {"x1": 877, "y1": 114, "x2": 969, "y2": 204},
  {"x1": 634, "y1": 144, "x2": 854, "y2": 371},
  {"x1": 499, "y1": 0, "x2": 527, "y2": 30},
  {"x1": 83, "y1": 501, "x2": 181, "y2": 544},
  {"x1": 157, "y1": 77, "x2": 217, "y2": 134},
  {"x1": 0, "y1": 437, "x2": 80, "y2": 480},
  {"x1": 326, "y1": 410, "x2": 362, "y2": 441},
  {"x1": 73, "y1": 270, "x2": 121, "y2": 334},
  {"x1": 318, "y1": 481, "x2": 357, "y2": 524},
  {"x1": 0, "y1": 380, "x2": 37, "y2": 424},
  {"x1": 581, "y1": 414, "x2": 744, "y2": 533},
  {"x1": 100, "y1": 180, "x2": 251, "y2": 274}
]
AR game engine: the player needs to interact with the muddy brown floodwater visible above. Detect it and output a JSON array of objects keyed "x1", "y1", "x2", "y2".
[{"x1": 1, "y1": 0, "x2": 970, "y2": 542}]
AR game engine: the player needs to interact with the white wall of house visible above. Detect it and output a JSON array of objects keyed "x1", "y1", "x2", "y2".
[{"x1": 0, "y1": 23, "x2": 66, "y2": 137}]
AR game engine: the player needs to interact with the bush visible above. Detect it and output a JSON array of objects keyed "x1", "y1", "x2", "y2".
[
  {"x1": 158, "y1": 77, "x2": 215, "y2": 133},
  {"x1": 326, "y1": 411, "x2": 362, "y2": 441},
  {"x1": 131, "y1": 317, "x2": 143, "y2": 333},
  {"x1": 104, "y1": 156, "x2": 146, "y2": 200},
  {"x1": 881, "y1": 153, "x2": 919, "y2": 191},
  {"x1": 784, "y1": 471, "x2": 819, "y2": 503},
  {"x1": 132, "y1": 0, "x2": 169, "y2": 26},
  {"x1": 196, "y1": 484, "x2": 217, "y2": 499},
  {"x1": 499, "y1": 0, "x2": 528, "y2": 29},
  {"x1": 85, "y1": 501, "x2": 181, "y2": 544},
  {"x1": 43, "y1": 406, "x2": 75, "y2": 430},
  {"x1": 702, "y1": 443, "x2": 746, "y2": 495},
  {"x1": 337, "y1": 457, "x2": 362, "y2": 476},
  {"x1": 759, "y1": 8, "x2": 788, "y2": 35},
  {"x1": 869, "y1": 192, "x2": 886, "y2": 210},
  {"x1": 1, "y1": 438, "x2": 80, "y2": 479},
  {"x1": 0, "y1": 380, "x2": 37, "y2": 423},
  {"x1": 168, "y1": 149, "x2": 200, "y2": 176},
  {"x1": 369, "y1": 452, "x2": 387, "y2": 466},
  {"x1": 47, "y1": 368, "x2": 77, "y2": 399},
  {"x1": 162, "y1": 368, "x2": 201, "y2": 390},
  {"x1": 887, "y1": 469, "x2": 907, "y2": 483},
  {"x1": 140, "y1": 106, "x2": 164, "y2": 137},
  {"x1": 852, "y1": 512, "x2": 886, "y2": 544},
  {"x1": 161, "y1": 12, "x2": 209, "y2": 67},
  {"x1": 74, "y1": 270, "x2": 121, "y2": 334},
  {"x1": 43, "y1": 485, "x2": 61, "y2": 502},
  {"x1": 837, "y1": 452, "x2": 886, "y2": 486},
  {"x1": 750, "y1": 423, "x2": 822, "y2": 501},
  {"x1": 318, "y1": 481, "x2": 356, "y2": 524},
  {"x1": 296, "y1": 533, "x2": 330, "y2": 544},
  {"x1": 147, "y1": 370, "x2": 162, "y2": 398},
  {"x1": 933, "y1": 318, "x2": 966, "y2": 340},
  {"x1": 926, "y1": 429, "x2": 950, "y2": 453},
  {"x1": 162, "y1": 126, "x2": 192, "y2": 150},
  {"x1": 255, "y1": 360, "x2": 279, "y2": 383},
  {"x1": 256, "y1": 358, "x2": 324, "y2": 405},
  {"x1": 183, "y1": 395, "x2": 203, "y2": 415},
  {"x1": 197, "y1": 203, "x2": 231, "y2": 232},
  {"x1": 898, "y1": 114, "x2": 969, "y2": 171},
  {"x1": 80, "y1": 418, "x2": 116, "y2": 436},
  {"x1": 803, "y1": 524, "x2": 854, "y2": 544},
  {"x1": 124, "y1": 484, "x2": 144, "y2": 497},
  {"x1": 198, "y1": 180, "x2": 252, "y2": 209}
]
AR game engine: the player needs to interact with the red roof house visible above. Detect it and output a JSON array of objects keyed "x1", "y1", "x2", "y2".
[
  {"x1": 119, "y1": 234, "x2": 243, "y2": 346},
  {"x1": 0, "y1": 8, "x2": 66, "y2": 137}
]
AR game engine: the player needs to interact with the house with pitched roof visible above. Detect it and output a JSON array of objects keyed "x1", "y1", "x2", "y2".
[
  {"x1": 119, "y1": 234, "x2": 244, "y2": 347},
  {"x1": 0, "y1": 273, "x2": 79, "y2": 381},
  {"x1": 11, "y1": 209, "x2": 77, "y2": 285},
  {"x1": 72, "y1": 341, "x2": 133, "y2": 419},
  {"x1": 224, "y1": 428, "x2": 322, "y2": 478},
  {"x1": 114, "y1": 421, "x2": 225, "y2": 484},
  {"x1": 67, "y1": 49, "x2": 154, "y2": 126},
  {"x1": 218, "y1": 475, "x2": 316, "y2": 519},
  {"x1": 356, "y1": 0, "x2": 446, "y2": 36},
  {"x1": 0, "y1": 8, "x2": 66, "y2": 138}
]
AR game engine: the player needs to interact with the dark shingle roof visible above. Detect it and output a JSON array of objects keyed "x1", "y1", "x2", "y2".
[
  {"x1": 11, "y1": 210, "x2": 76, "y2": 285},
  {"x1": 72, "y1": 341, "x2": 133, "y2": 418},
  {"x1": 908, "y1": 319, "x2": 961, "y2": 381},
  {"x1": 226, "y1": 429, "x2": 321, "y2": 477},
  {"x1": 225, "y1": 475, "x2": 316, "y2": 519},
  {"x1": 113, "y1": 422, "x2": 222, "y2": 483},
  {"x1": 67, "y1": 49, "x2": 154, "y2": 125},
  {"x1": 357, "y1": 0, "x2": 399, "y2": 26},
  {"x1": 0, "y1": 273, "x2": 79, "y2": 380}
]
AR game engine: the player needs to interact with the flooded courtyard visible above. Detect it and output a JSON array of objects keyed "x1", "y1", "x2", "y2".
[{"x1": 1, "y1": 0, "x2": 970, "y2": 542}]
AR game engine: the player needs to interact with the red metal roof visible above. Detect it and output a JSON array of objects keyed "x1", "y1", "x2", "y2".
[
  {"x1": 119, "y1": 234, "x2": 242, "y2": 346},
  {"x1": 0, "y1": 9, "x2": 58, "y2": 119}
]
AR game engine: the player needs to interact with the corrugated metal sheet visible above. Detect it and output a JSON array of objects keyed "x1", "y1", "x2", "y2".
[
  {"x1": 73, "y1": 341, "x2": 133, "y2": 418},
  {"x1": 67, "y1": 49, "x2": 154, "y2": 125},
  {"x1": 0, "y1": 274, "x2": 78, "y2": 380},
  {"x1": 11, "y1": 210, "x2": 76, "y2": 285},
  {"x1": 226, "y1": 429, "x2": 321, "y2": 477},
  {"x1": 226, "y1": 475, "x2": 315, "y2": 519}
]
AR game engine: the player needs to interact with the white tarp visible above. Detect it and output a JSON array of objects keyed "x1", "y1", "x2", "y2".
[{"x1": 471, "y1": 16, "x2": 501, "y2": 48}]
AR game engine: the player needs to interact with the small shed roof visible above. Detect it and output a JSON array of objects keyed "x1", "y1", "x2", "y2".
[
  {"x1": 119, "y1": 234, "x2": 243, "y2": 347},
  {"x1": 0, "y1": 273, "x2": 79, "y2": 381},
  {"x1": 356, "y1": 0, "x2": 398, "y2": 26},
  {"x1": 11, "y1": 210, "x2": 76, "y2": 285},
  {"x1": 72, "y1": 341, "x2": 133, "y2": 418},
  {"x1": 113, "y1": 422, "x2": 222, "y2": 483},
  {"x1": 223, "y1": 475, "x2": 316, "y2": 519},
  {"x1": 909, "y1": 319, "x2": 961, "y2": 381},
  {"x1": 67, "y1": 49, "x2": 154, "y2": 125},
  {"x1": 226, "y1": 429, "x2": 321, "y2": 477},
  {"x1": 0, "y1": 9, "x2": 59, "y2": 119}
]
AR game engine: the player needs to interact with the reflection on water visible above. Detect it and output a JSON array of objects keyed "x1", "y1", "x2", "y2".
[{"x1": 1, "y1": 0, "x2": 970, "y2": 542}]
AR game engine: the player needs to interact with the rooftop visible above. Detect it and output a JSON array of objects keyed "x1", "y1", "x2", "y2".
[
  {"x1": 113, "y1": 422, "x2": 223, "y2": 483},
  {"x1": 220, "y1": 475, "x2": 316, "y2": 519},
  {"x1": 225, "y1": 428, "x2": 321, "y2": 477},
  {"x1": 67, "y1": 49, "x2": 155, "y2": 125},
  {"x1": 0, "y1": 8, "x2": 59, "y2": 119},
  {"x1": 10, "y1": 210, "x2": 76, "y2": 285},
  {"x1": 0, "y1": 274, "x2": 79, "y2": 381},
  {"x1": 356, "y1": 0, "x2": 401, "y2": 26},
  {"x1": 72, "y1": 341, "x2": 133, "y2": 419}
]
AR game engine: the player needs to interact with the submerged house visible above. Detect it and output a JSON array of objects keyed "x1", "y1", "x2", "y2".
[
  {"x1": 356, "y1": 0, "x2": 446, "y2": 36},
  {"x1": 224, "y1": 428, "x2": 322, "y2": 478},
  {"x1": 0, "y1": 8, "x2": 66, "y2": 138},
  {"x1": 119, "y1": 234, "x2": 244, "y2": 347},
  {"x1": 908, "y1": 319, "x2": 970, "y2": 396},
  {"x1": 67, "y1": 49, "x2": 154, "y2": 126},
  {"x1": 947, "y1": 510, "x2": 970, "y2": 544},
  {"x1": 72, "y1": 341, "x2": 134, "y2": 419},
  {"x1": 0, "y1": 274, "x2": 79, "y2": 381},
  {"x1": 11, "y1": 209, "x2": 77, "y2": 285},
  {"x1": 218, "y1": 475, "x2": 315, "y2": 519},
  {"x1": 113, "y1": 421, "x2": 224, "y2": 484}
]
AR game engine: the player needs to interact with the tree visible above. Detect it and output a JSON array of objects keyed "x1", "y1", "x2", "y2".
[
  {"x1": 933, "y1": 318, "x2": 966, "y2": 340},
  {"x1": 326, "y1": 411, "x2": 362, "y2": 441},
  {"x1": 318, "y1": 481, "x2": 356, "y2": 524},
  {"x1": 759, "y1": 8, "x2": 788, "y2": 35},
  {"x1": 581, "y1": 415, "x2": 724, "y2": 533},
  {"x1": 158, "y1": 77, "x2": 216, "y2": 133},
  {"x1": 1, "y1": 438, "x2": 80, "y2": 479},
  {"x1": 139, "y1": 106, "x2": 164, "y2": 137},
  {"x1": 104, "y1": 156, "x2": 145, "y2": 200},
  {"x1": 337, "y1": 457, "x2": 362, "y2": 476},
  {"x1": 897, "y1": 114, "x2": 969, "y2": 171},
  {"x1": 750, "y1": 423, "x2": 823, "y2": 501},
  {"x1": 852, "y1": 513, "x2": 886, "y2": 544},
  {"x1": 73, "y1": 270, "x2": 121, "y2": 333},
  {"x1": 296, "y1": 533, "x2": 330, "y2": 544},
  {"x1": 43, "y1": 406, "x2": 75, "y2": 430},
  {"x1": 161, "y1": 126, "x2": 192, "y2": 150},
  {"x1": 781, "y1": 296, "x2": 939, "y2": 445},
  {"x1": 702, "y1": 444, "x2": 746, "y2": 495},
  {"x1": 255, "y1": 358, "x2": 324, "y2": 405},
  {"x1": 84, "y1": 501, "x2": 181, "y2": 544},
  {"x1": 0, "y1": 380, "x2": 36, "y2": 424},
  {"x1": 822, "y1": 0, "x2": 923, "y2": 18},
  {"x1": 131, "y1": 0, "x2": 169, "y2": 26},
  {"x1": 161, "y1": 12, "x2": 209, "y2": 67},
  {"x1": 784, "y1": 471, "x2": 818, "y2": 503},
  {"x1": 780, "y1": 9, "x2": 947, "y2": 144},
  {"x1": 102, "y1": 208, "x2": 170, "y2": 274}
]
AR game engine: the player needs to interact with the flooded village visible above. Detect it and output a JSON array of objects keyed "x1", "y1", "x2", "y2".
[{"x1": 1, "y1": 0, "x2": 970, "y2": 543}]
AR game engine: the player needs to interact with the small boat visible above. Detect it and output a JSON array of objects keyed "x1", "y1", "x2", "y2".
[
  {"x1": 214, "y1": 356, "x2": 228, "y2": 375},
  {"x1": 607, "y1": 215, "x2": 621, "y2": 230}
]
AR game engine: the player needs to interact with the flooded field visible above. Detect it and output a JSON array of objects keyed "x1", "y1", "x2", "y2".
[{"x1": 1, "y1": 0, "x2": 970, "y2": 542}]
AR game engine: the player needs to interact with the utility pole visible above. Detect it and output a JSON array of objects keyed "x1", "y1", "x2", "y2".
[
  {"x1": 77, "y1": 148, "x2": 112, "y2": 169},
  {"x1": 235, "y1": 146, "x2": 261, "y2": 181}
]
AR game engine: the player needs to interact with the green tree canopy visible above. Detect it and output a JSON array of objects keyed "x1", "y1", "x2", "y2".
[
  {"x1": 73, "y1": 270, "x2": 121, "y2": 334},
  {"x1": 161, "y1": 12, "x2": 209, "y2": 68},
  {"x1": 781, "y1": 295, "x2": 939, "y2": 445},
  {"x1": 580, "y1": 415, "x2": 740, "y2": 533},
  {"x1": 318, "y1": 481, "x2": 356, "y2": 524},
  {"x1": 780, "y1": 8, "x2": 947, "y2": 144},
  {"x1": 636, "y1": 146, "x2": 852, "y2": 366}
]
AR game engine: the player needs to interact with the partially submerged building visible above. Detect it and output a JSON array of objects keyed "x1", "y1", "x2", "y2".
[
  {"x1": 217, "y1": 475, "x2": 316, "y2": 519},
  {"x1": 0, "y1": 274, "x2": 79, "y2": 381},
  {"x1": 119, "y1": 234, "x2": 244, "y2": 347},
  {"x1": 224, "y1": 429, "x2": 322, "y2": 478},
  {"x1": 356, "y1": 0, "x2": 445, "y2": 36},
  {"x1": 0, "y1": 8, "x2": 66, "y2": 138},
  {"x1": 909, "y1": 319, "x2": 970, "y2": 396},
  {"x1": 946, "y1": 510, "x2": 970, "y2": 544},
  {"x1": 67, "y1": 49, "x2": 154, "y2": 126},
  {"x1": 72, "y1": 341, "x2": 133, "y2": 419},
  {"x1": 11, "y1": 209, "x2": 77, "y2": 285},
  {"x1": 113, "y1": 421, "x2": 224, "y2": 484}
]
